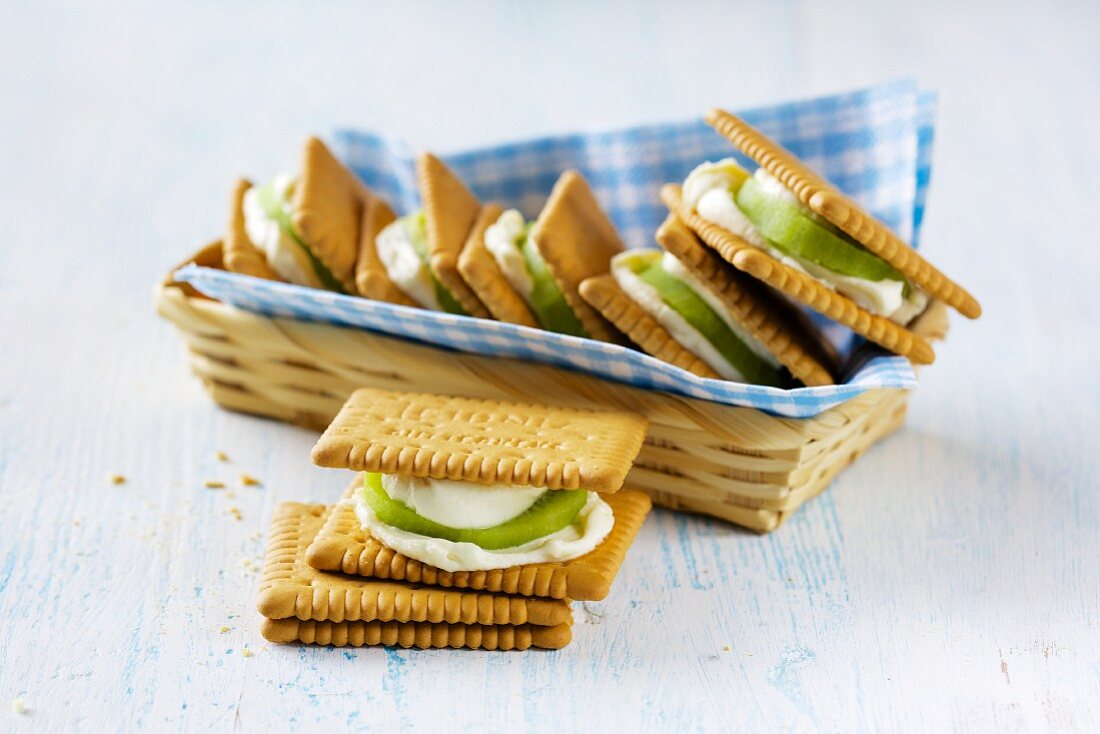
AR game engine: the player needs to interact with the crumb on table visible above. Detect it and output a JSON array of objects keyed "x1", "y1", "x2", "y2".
[
  {"x1": 215, "y1": 451, "x2": 229, "y2": 462},
  {"x1": 204, "y1": 480, "x2": 225, "y2": 489},
  {"x1": 240, "y1": 474, "x2": 262, "y2": 487},
  {"x1": 12, "y1": 698, "x2": 27, "y2": 714},
  {"x1": 108, "y1": 474, "x2": 126, "y2": 485}
]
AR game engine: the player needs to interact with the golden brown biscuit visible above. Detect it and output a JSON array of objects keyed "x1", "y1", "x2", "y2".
[
  {"x1": 655, "y1": 213, "x2": 837, "y2": 386},
  {"x1": 258, "y1": 503, "x2": 572, "y2": 626},
  {"x1": 578, "y1": 274, "x2": 720, "y2": 379},
  {"x1": 662, "y1": 184, "x2": 936, "y2": 364},
  {"x1": 353, "y1": 194, "x2": 419, "y2": 306},
  {"x1": 531, "y1": 171, "x2": 627, "y2": 343},
  {"x1": 417, "y1": 153, "x2": 492, "y2": 318},
  {"x1": 704, "y1": 109, "x2": 981, "y2": 319},
  {"x1": 307, "y1": 480, "x2": 653, "y2": 601},
  {"x1": 223, "y1": 178, "x2": 282, "y2": 281},
  {"x1": 457, "y1": 203, "x2": 540, "y2": 327},
  {"x1": 291, "y1": 137, "x2": 367, "y2": 293},
  {"x1": 311, "y1": 388, "x2": 649, "y2": 492},
  {"x1": 261, "y1": 617, "x2": 572, "y2": 650}
]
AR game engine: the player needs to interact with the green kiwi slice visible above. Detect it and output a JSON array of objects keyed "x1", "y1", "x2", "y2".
[
  {"x1": 400, "y1": 212, "x2": 469, "y2": 316},
  {"x1": 633, "y1": 258, "x2": 790, "y2": 387},
  {"x1": 734, "y1": 176, "x2": 904, "y2": 283},
  {"x1": 361, "y1": 472, "x2": 589, "y2": 550},
  {"x1": 518, "y1": 225, "x2": 588, "y2": 337}
]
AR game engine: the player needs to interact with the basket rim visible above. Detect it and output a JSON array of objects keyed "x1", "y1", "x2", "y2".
[{"x1": 157, "y1": 241, "x2": 949, "y2": 428}]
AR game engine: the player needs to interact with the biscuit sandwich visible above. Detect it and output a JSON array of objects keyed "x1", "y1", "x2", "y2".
[
  {"x1": 256, "y1": 387, "x2": 653, "y2": 650},
  {"x1": 225, "y1": 137, "x2": 366, "y2": 293},
  {"x1": 458, "y1": 170, "x2": 626, "y2": 341},
  {"x1": 662, "y1": 109, "x2": 982, "y2": 364},
  {"x1": 578, "y1": 214, "x2": 837, "y2": 387},
  {"x1": 356, "y1": 154, "x2": 491, "y2": 317}
]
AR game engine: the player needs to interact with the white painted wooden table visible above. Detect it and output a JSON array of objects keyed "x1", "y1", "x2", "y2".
[{"x1": 3, "y1": 1, "x2": 1097, "y2": 731}]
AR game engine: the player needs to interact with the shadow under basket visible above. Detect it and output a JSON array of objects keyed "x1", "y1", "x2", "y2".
[{"x1": 157, "y1": 242, "x2": 949, "y2": 533}]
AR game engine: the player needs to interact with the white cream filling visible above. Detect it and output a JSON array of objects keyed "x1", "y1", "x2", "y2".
[
  {"x1": 660, "y1": 252, "x2": 780, "y2": 368},
  {"x1": 352, "y1": 490, "x2": 614, "y2": 573},
  {"x1": 375, "y1": 216, "x2": 442, "y2": 310},
  {"x1": 684, "y1": 161, "x2": 927, "y2": 324},
  {"x1": 612, "y1": 251, "x2": 747, "y2": 382},
  {"x1": 380, "y1": 474, "x2": 546, "y2": 529},
  {"x1": 484, "y1": 209, "x2": 535, "y2": 300},
  {"x1": 242, "y1": 173, "x2": 322, "y2": 288}
]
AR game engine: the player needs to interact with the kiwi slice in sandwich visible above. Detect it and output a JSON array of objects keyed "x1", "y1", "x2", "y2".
[
  {"x1": 256, "y1": 180, "x2": 350, "y2": 294},
  {"x1": 361, "y1": 472, "x2": 589, "y2": 550},
  {"x1": 734, "y1": 176, "x2": 905, "y2": 284}
]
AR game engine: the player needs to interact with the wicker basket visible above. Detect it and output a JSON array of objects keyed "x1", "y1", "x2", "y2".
[{"x1": 156, "y1": 242, "x2": 948, "y2": 533}]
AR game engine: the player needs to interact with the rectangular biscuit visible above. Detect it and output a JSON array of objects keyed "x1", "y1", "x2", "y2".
[
  {"x1": 258, "y1": 502, "x2": 572, "y2": 627},
  {"x1": 578, "y1": 274, "x2": 721, "y2": 379},
  {"x1": 417, "y1": 153, "x2": 492, "y2": 318},
  {"x1": 292, "y1": 136, "x2": 367, "y2": 293},
  {"x1": 353, "y1": 193, "x2": 419, "y2": 306},
  {"x1": 310, "y1": 387, "x2": 649, "y2": 493},
  {"x1": 655, "y1": 213, "x2": 838, "y2": 386},
  {"x1": 261, "y1": 617, "x2": 572, "y2": 650},
  {"x1": 662, "y1": 184, "x2": 937, "y2": 365},
  {"x1": 223, "y1": 178, "x2": 282, "y2": 281},
  {"x1": 704, "y1": 109, "x2": 981, "y2": 319},
  {"x1": 532, "y1": 170, "x2": 627, "y2": 343},
  {"x1": 306, "y1": 479, "x2": 653, "y2": 601},
  {"x1": 457, "y1": 203, "x2": 540, "y2": 327}
]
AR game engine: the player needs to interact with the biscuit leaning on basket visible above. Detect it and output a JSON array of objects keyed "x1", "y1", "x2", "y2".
[
  {"x1": 353, "y1": 192, "x2": 420, "y2": 306},
  {"x1": 224, "y1": 137, "x2": 368, "y2": 293},
  {"x1": 357, "y1": 154, "x2": 492, "y2": 317},
  {"x1": 662, "y1": 109, "x2": 982, "y2": 365},
  {"x1": 578, "y1": 212, "x2": 838, "y2": 387},
  {"x1": 223, "y1": 178, "x2": 281, "y2": 281},
  {"x1": 458, "y1": 170, "x2": 628, "y2": 342}
]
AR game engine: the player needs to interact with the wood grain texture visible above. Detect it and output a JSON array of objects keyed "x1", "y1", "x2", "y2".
[{"x1": 1, "y1": 1, "x2": 1098, "y2": 732}]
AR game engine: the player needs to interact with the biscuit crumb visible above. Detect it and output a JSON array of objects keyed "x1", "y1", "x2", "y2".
[
  {"x1": 240, "y1": 474, "x2": 262, "y2": 487},
  {"x1": 242, "y1": 648, "x2": 253, "y2": 658},
  {"x1": 204, "y1": 480, "x2": 225, "y2": 489},
  {"x1": 228, "y1": 506, "x2": 242, "y2": 521},
  {"x1": 11, "y1": 698, "x2": 27, "y2": 714},
  {"x1": 722, "y1": 645, "x2": 730, "y2": 652},
  {"x1": 219, "y1": 626, "x2": 231, "y2": 634},
  {"x1": 215, "y1": 451, "x2": 229, "y2": 462},
  {"x1": 109, "y1": 474, "x2": 126, "y2": 485}
]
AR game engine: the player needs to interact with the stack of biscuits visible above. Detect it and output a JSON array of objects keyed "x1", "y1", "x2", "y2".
[{"x1": 257, "y1": 388, "x2": 652, "y2": 651}]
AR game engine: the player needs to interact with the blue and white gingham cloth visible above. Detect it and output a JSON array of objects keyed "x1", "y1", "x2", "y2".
[{"x1": 178, "y1": 79, "x2": 936, "y2": 418}]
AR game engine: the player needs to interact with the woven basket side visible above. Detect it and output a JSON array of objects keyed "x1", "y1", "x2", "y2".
[
  {"x1": 156, "y1": 246, "x2": 945, "y2": 530},
  {"x1": 157, "y1": 286, "x2": 852, "y2": 453}
]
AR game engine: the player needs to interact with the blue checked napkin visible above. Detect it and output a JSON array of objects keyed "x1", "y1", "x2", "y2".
[{"x1": 177, "y1": 79, "x2": 936, "y2": 418}]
